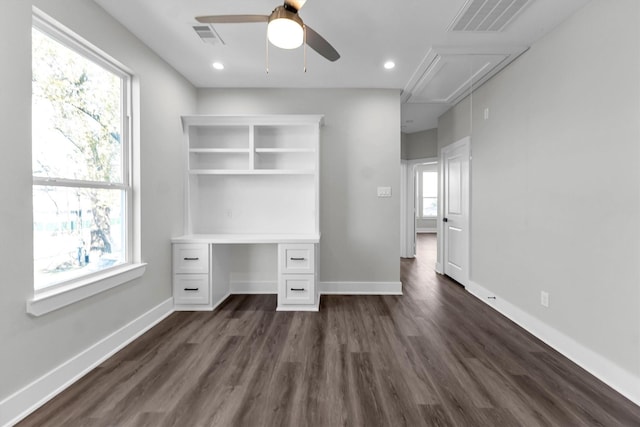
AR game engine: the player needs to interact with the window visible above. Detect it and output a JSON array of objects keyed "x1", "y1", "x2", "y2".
[
  {"x1": 416, "y1": 166, "x2": 438, "y2": 218},
  {"x1": 32, "y1": 15, "x2": 132, "y2": 292}
]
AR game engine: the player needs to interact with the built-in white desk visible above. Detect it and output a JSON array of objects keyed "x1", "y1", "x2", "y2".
[
  {"x1": 172, "y1": 234, "x2": 320, "y2": 244},
  {"x1": 171, "y1": 234, "x2": 320, "y2": 312}
]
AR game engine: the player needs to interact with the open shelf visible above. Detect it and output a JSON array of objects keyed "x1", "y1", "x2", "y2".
[
  {"x1": 189, "y1": 169, "x2": 315, "y2": 176},
  {"x1": 181, "y1": 115, "x2": 322, "y2": 236},
  {"x1": 189, "y1": 148, "x2": 251, "y2": 154},
  {"x1": 254, "y1": 148, "x2": 315, "y2": 154}
]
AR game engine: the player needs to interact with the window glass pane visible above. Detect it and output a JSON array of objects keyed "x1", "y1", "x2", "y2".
[
  {"x1": 422, "y1": 171, "x2": 438, "y2": 198},
  {"x1": 423, "y1": 197, "x2": 437, "y2": 217},
  {"x1": 32, "y1": 28, "x2": 123, "y2": 183},
  {"x1": 33, "y1": 186, "x2": 126, "y2": 290}
]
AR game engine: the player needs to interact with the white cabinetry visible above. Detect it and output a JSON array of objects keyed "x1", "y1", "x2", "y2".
[
  {"x1": 172, "y1": 244, "x2": 210, "y2": 307},
  {"x1": 182, "y1": 115, "x2": 321, "y2": 236},
  {"x1": 278, "y1": 243, "x2": 318, "y2": 310},
  {"x1": 174, "y1": 115, "x2": 322, "y2": 311}
]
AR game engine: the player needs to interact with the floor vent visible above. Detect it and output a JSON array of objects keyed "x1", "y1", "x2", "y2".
[
  {"x1": 449, "y1": 0, "x2": 533, "y2": 32},
  {"x1": 193, "y1": 25, "x2": 225, "y2": 46}
]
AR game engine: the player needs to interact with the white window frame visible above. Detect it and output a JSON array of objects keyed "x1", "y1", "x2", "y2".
[
  {"x1": 416, "y1": 163, "x2": 438, "y2": 219},
  {"x1": 27, "y1": 8, "x2": 145, "y2": 316}
]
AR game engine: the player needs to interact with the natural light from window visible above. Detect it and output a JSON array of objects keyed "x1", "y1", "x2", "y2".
[
  {"x1": 420, "y1": 171, "x2": 438, "y2": 218},
  {"x1": 32, "y1": 25, "x2": 130, "y2": 291}
]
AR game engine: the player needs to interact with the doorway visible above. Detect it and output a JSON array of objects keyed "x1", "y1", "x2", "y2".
[{"x1": 400, "y1": 157, "x2": 438, "y2": 261}]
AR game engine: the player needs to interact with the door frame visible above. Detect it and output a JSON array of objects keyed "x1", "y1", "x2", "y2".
[
  {"x1": 400, "y1": 156, "x2": 438, "y2": 258},
  {"x1": 436, "y1": 136, "x2": 470, "y2": 285}
]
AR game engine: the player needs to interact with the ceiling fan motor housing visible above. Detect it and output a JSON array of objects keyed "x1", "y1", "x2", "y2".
[
  {"x1": 268, "y1": 6, "x2": 304, "y2": 49},
  {"x1": 269, "y1": 6, "x2": 303, "y2": 26}
]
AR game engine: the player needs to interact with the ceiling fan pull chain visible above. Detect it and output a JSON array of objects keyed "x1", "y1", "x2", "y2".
[
  {"x1": 265, "y1": 30, "x2": 270, "y2": 74},
  {"x1": 303, "y1": 25, "x2": 307, "y2": 73}
]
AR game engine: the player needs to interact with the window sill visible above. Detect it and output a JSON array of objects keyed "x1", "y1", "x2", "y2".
[{"x1": 26, "y1": 263, "x2": 147, "y2": 316}]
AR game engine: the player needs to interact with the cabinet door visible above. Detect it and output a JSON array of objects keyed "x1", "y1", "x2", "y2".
[
  {"x1": 173, "y1": 244, "x2": 209, "y2": 274},
  {"x1": 279, "y1": 274, "x2": 315, "y2": 305},
  {"x1": 279, "y1": 243, "x2": 315, "y2": 274},
  {"x1": 174, "y1": 274, "x2": 210, "y2": 305}
]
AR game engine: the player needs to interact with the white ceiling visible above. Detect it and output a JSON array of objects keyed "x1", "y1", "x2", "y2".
[{"x1": 94, "y1": 0, "x2": 590, "y2": 133}]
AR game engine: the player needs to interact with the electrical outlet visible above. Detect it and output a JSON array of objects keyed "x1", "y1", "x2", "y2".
[
  {"x1": 540, "y1": 291, "x2": 549, "y2": 308},
  {"x1": 377, "y1": 186, "x2": 392, "y2": 198}
]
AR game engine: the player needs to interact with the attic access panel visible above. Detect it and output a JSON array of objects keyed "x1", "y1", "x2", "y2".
[{"x1": 403, "y1": 46, "x2": 527, "y2": 105}]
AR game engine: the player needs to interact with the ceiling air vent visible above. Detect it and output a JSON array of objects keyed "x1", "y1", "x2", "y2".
[
  {"x1": 449, "y1": 0, "x2": 533, "y2": 32},
  {"x1": 192, "y1": 25, "x2": 225, "y2": 46}
]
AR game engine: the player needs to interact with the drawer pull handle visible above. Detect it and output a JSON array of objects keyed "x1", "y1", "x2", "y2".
[
  {"x1": 290, "y1": 257, "x2": 306, "y2": 261},
  {"x1": 184, "y1": 287, "x2": 199, "y2": 291},
  {"x1": 184, "y1": 257, "x2": 200, "y2": 261},
  {"x1": 290, "y1": 288, "x2": 306, "y2": 291}
]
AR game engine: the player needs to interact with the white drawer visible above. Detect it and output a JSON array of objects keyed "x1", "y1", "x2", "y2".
[
  {"x1": 174, "y1": 274, "x2": 209, "y2": 305},
  {"x1": 279, "y1": 274, "x2": 315, "y2": 305},
  {"x1": 279, "y1": 244, "x2": 315, "y2": 274},
  {"x1": 173, "y1": 244, "x2": 209, "y2": 274}
]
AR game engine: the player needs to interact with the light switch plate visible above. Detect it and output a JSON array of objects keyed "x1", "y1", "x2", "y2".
[{"x1": 377, "y1": 186, "x2": 392, "y2": 198}]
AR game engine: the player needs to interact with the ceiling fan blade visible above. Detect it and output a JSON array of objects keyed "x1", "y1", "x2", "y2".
[
  {"x1": 305, "y1": 26, "x2": 340, "y2": 62},
  {"x1": 284, "y1": 0, "x2": 308, "y2": 12},
  {"x1": 195, "y1": 15, "x2": 269, "y2": 24}
]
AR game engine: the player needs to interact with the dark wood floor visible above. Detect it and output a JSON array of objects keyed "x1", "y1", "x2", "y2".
[{"x1": 19, "y1": 234, "x2": 640, "y2": 426}]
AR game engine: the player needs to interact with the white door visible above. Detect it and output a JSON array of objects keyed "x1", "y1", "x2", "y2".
[{"x1": 440, "y1": 137, "x2": 470, "y2": 286}]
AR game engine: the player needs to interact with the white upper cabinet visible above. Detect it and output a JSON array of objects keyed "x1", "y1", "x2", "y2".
[{"x1": 181, "y1": 115, "x2": 322, "y2": 236}]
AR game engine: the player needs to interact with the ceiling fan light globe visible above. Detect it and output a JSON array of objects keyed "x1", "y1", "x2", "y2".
[{"x1": 268, "y1": 18, "x2": 303, "y2": 49}]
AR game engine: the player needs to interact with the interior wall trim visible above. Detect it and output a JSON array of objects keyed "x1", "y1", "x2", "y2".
[
  {"x1": 228, "y1": 281, "x2": 405, "y2": 296},
  {"x1": 0, "y1": 298, "x2": 175, "y2": 427},
  {"x1": 230, "y1": 281, "x2": 277, "y2": 294},
  {"x1": 416, "y1": 228, "x2": 437, "y2": 233},
  {"x1": 320, "y1": 281, "x2": 403, "y2": 295},
  {"x1": 466, "y1": 281, "x2": 640, "y2": 407}
]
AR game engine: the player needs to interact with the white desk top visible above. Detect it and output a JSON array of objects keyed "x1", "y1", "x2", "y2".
[{"x1": 171, "y1": 233, "x2": 320, "y2": 244}]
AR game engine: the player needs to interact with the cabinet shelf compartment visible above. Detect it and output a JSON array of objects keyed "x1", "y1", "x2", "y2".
[
  {"x1": 189, "y1": 151, "x2": 249, "y2": 171},
  {"x1": 254, "y1": 151, "x2": 315, "y2": 171},
  {"x1": 190, "y1": 148, "x2": 250, "y2": 154},
  {"x1": 254, "y1": 148, "x2": 315, "y2": 154},
  {"x1": 188, "y1": 126, "x2": 249, "y2": 150},
  {"x1": 188, "y1": 169, "x2": 314, "y2": 175},
  {"x1": 254, "y1": 125, "x2": 315, "y2": 150}
]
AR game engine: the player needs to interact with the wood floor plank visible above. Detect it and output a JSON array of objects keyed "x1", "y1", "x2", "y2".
[
  {"x1": 348, "y1": 352, "x2": 387, "y2": 427},
  {"x1": 17, "y1": 234, "x2": 640, "y2": 426},
  {"x1": 419, "y1": 404, "x2": 455, "y2": 427}
]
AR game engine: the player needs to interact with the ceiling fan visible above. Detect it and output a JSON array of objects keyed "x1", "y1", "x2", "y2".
[{"x1": 195, "y1": 0, "x2": 340, "y2": 62}]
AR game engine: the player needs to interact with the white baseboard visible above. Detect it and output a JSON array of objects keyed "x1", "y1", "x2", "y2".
[
  {"x1": 320, "y1": 281, "x2": 403, "y2": 295},
  {"x1": 230, "y1": 280, "x2": 277, "y2": 294},
  {"x1": 276, "y1": 300, "x2": 320, "y2": 312},
  {"x1": 0, "y1": 298, "x2": 174, "y2": 427},
  {"x1": 416, "y1": 228, "x2": 437, "y2": 233},
  {"x1": 466, "y1": 281, "x2": 640, "y2": 406},
  {"x1": 435, "y1": 262, "x2": 443, "y2": 274}
]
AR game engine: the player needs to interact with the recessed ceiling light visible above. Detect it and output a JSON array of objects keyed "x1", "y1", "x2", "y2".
[
  {"x1": 212, "y1": 62, "x2": 224, "y2": 70},
  {"x1": 384, "y1": 61, "x2": 395, "y2": 70}
]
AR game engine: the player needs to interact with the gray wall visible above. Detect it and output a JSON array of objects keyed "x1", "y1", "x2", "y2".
[
  {"x1": 0, "y1": 0, "x2": 196, "y2": 400},
  {"x1": 437, "y1": 0, "x2": 639, "y2": 376},
  {"x1": 197, "y1": 89, "x2": 401, "y2": 283},
  {"x1": 402, "y1": 128, "x2": 438, "y2": 160}
]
